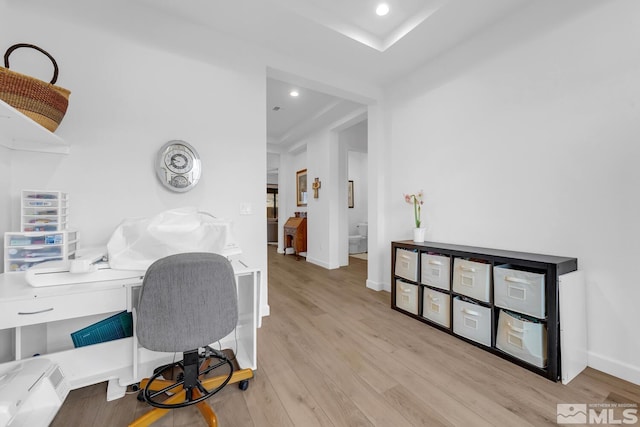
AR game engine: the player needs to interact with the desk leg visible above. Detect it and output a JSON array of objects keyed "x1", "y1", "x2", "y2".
[
  {"x1": 14, "y1": 327, "x2": 21, "y2": 361},
  {"x1": 107, "y1": 378, "x2": 127, "y2": 401},
  {"x1": 132, "y1": 311, "x2": 139, "y2": 381},
  {"x1": 255, "y1": 271, "x2": 262, "y2": 329}
]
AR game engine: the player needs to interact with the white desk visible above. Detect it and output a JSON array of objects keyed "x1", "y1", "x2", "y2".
[{"x1": 0, "y1": 260, "x2": 259, "y2": 401}]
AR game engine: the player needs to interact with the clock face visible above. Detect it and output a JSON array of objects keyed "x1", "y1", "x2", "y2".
[
  {"x1": 156, "y1": 140, "x2": 201, "y2": 192},
  {"x1": 164, "y1": 149, "x2": 193, "y2": 173}
]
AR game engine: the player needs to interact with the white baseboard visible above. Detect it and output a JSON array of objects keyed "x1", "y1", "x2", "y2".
[
  {"x1": 258, "y1": 304, "x2": 270, "y2": 328},
  {"x1": 366, "y1": 279, "x2": 390, "y2": 292},
  {"x1": 588, "y1": 351, "x2": 640, "y2": 386},
  {"x1": 260, "y1": 304, "x2": 270, "y2": 317},
  {"x1": 306, "y1": 257, "x2": 330, "y2": 269}
]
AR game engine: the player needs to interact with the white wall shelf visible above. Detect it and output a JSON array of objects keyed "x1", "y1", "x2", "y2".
[{"x1": 0, "y1": 99, "x2": 70, "y2": 154}]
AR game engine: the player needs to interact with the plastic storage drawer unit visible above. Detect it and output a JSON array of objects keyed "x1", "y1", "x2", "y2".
[
  {"x1": 422, "y1": 288, "x2": 451, "y2": 328},
  {"x1": 21, "y1": 190, "x2": 69, "y2": 232},
  {"x1": 496, "y1": 310, "x2": 547, "y2": 368},
  {"x1": 421, "y1": 253, "x2": 450, "y2": 290},
  {"x1": 4, "y1": 230, "x2": 78, "y2": 272},
  {"x1": 395, "y1": 248, "x2": 418, "y2": 282},
  {"x1": 453, "y1": 297, "x2": 491, "y2": 346},
  {"x1": 494, "y1": 265, "x2": 546, "y2": 319},
  {"x1": 452, "y1": 258, "x2": 491, "y2": 302},
  {"x1": 395, "y1": 280, "x2": 419, "y2": 315}
]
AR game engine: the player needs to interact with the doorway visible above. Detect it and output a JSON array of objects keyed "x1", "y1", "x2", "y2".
[{"x1": 266, "y1": 184, "x2": 278, "y2": 245}]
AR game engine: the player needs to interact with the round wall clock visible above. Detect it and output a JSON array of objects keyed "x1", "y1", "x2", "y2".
[{"x1": 156, "y1": 140, "x2": 202, "y2": 192}]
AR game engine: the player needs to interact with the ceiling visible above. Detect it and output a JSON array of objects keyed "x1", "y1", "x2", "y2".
[
  {"x1": 13, "y1": 0, "x2": 534, "y2": 153},
  {"x1": 266, "y1": 78, "x2": 365, "y2": 147},
  {"x1": 259, "y1": 0, "x2": 449, "y2": 53},
  {"x1": 132, "y1": 0, "x2": 531, "y2": 87},
  {"x1": 128, "y1": 0, "x2": 532, "y2": 153}
]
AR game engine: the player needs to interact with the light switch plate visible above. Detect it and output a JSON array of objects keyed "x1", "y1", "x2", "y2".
[{"x1": 240, "y1": 203, "x2": 252, "y2": 215}]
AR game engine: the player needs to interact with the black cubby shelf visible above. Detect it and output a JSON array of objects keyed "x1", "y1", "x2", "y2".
[{"x1": 391, "y1": 240, "x2": 578, "y2": 382}]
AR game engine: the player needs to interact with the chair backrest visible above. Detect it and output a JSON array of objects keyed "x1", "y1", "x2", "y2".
[{"x1": 136, "y1": 252, "x2": 238, "y2": 352}]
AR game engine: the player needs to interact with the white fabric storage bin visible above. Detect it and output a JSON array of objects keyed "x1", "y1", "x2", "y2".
[
  {"x1": 395, "y1": 280, "x2": 419, "y2": 315},
  {"x1": 395, "y1": 248, "x2": 418, "y2": 282},
  {"x1": 496, "y1": 310, "x2": 547, "y2": 368},
  {"x1": 452, "y1": 258, "x2": 491, "y2": 302},
  {"x1": 494, "y1": 265, "x2": 546, "y2": 319},
  {"x1": 452, "y1": 297, "x2": 491, "y2": 346},
  {"x1": 422, "y1": 288, "x2": 451, "y2": 328},
  {"x1": 421, "y1": 253, "x2": 450, "y2": 290}
]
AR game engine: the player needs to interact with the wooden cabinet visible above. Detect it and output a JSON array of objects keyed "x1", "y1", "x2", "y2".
[
  {"x1": 283, "y1": 217, "x2": 307, "y2": 256},
  {"x1": 391, "y1": 240, "x2": 584, "y2": 382}
]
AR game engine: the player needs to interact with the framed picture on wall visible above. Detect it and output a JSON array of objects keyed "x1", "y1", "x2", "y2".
[
  {"x1": 296, "y1": 169, "x2": 308, "y2": 206},
  {"x1": 348, "y1": 180, "x2": 354, "y2": 208}
]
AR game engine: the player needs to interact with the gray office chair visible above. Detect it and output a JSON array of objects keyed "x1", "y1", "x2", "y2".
[{"x1": 130, "y1": 252, "x2": 253, "y2": 427}]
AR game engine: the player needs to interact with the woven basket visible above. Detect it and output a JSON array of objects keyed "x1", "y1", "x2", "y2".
[{"x1": 0, "y1": 43, "x2": 70, "y2": 132}]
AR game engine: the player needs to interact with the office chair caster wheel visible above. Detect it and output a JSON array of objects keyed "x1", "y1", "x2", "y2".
[{"x1": 239, "y1": 380, "x2": 249, "y2": 391}]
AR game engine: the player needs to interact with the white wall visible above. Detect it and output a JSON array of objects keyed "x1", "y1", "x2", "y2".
[
  {"x1": 0, "y1": 0, "x2": 13, "y2": 266},
  {"x1": 344, "y1": 120, "x2": 368, "y2": 153},
  {"x1": 0, "y1": 146, "x2": 10, "y2": 269},
  {"x1": 276, "y1": 149, "x2": 306, "y2": 253},
  {"x1": 267, "y1": 152, "x2": 280, "y2": 185},
  {"x1": 1, "y1": 0, "x2": 14, "y2": 360},
  {"x1": 365, "y1": 103, "x2": 390, "y2": 291},
  {"x1": 348, "y1": 151, "x2": 368, "y2": 232},
  {"x1": 290, "y1": 151, "x2": 308, "y2": 217},
  {"x1": 303, "y1": 129, "x2": 340, "y2": 269},
  {"x1": 287, "y1": 116, "x2": 368, "y2": 269},
  {"x1": 385, "y1": 0, "x2": 640, "y2": 384},
  {"x1": 0, "y1": 2, "x2": 268, "y2": 321},
  {"x1": 0, "y1": 144, "x2": 12, "y2": 362},
  {"x1": 343, "y1": 120, "x2": 369, "y2": 237}
]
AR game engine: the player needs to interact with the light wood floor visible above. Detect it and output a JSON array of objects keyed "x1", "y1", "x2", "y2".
[{"x1": 53, "y1": 246, "x2": 640, "y2": 426}]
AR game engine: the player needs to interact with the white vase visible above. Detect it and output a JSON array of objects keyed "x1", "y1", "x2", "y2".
[{"x1": 413, "y1": 227, "x2": 426, "y2": 243}]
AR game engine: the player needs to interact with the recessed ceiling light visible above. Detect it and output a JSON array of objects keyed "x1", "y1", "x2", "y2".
[
  {"x1": 376, "y1": 3, "x2": 389, "y2": 16},
  {"x1": 290, "y1": 90, "x2": 299, "y2": 97}
]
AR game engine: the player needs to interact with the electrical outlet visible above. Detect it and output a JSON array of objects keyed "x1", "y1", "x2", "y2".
[{"x1": 240, "y1": 203, "x2": 253, "y2": 215}]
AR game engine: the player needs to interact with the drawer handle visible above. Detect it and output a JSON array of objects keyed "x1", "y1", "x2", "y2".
[
  {"x1": 402, "y1": 288, "x2": 412, "y2": 293},
  {"x1": 461, "y1": 266, "x2": 476, "y2": 272},
  {"x1": 507, "y1": 321, "x2": 525, "y2": 333},
  {"x1": 18, "y1": 308, "x2": 54, "y2": 315},
  {"x1": 505, "y1": 276, "x2": 531, "y2": 285},
  {"x1": 428, "y1": 260, "x2": 442, "y2": 266},
  {"x1": 462, "y1": 308, "x2": 479, "y2": 316},
  {"x1": 428, "y1": 295, "x2": 440, "y2": 302}
]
